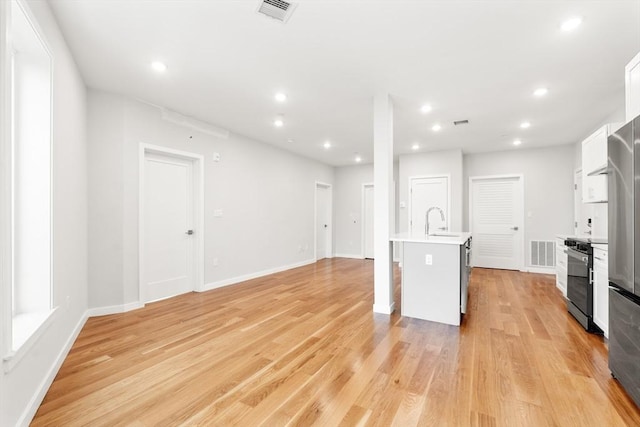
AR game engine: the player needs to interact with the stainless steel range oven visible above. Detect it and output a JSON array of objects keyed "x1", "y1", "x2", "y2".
[{"x1": 564, "y1": 238, "x2": 601, "y2": 333}]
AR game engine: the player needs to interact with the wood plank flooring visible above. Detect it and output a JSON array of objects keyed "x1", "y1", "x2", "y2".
[{"x1": 32, "y1": 259, "x2": 640, "y2": 426}]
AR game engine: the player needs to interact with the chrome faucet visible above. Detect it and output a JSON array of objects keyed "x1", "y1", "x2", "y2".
[{"x1": 425, "y1": 206, "x2": 446, "y2": 236}]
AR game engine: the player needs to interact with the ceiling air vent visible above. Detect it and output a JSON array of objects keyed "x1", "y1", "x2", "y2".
[
  {"x1": 453, "y1": 120, "x2": 469, "y2": 126},
  {"x1": 257, "y1": 0, "x2": 297, "y2": 23}
]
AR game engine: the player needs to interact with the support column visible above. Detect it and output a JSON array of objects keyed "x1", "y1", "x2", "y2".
[{"x1": 373, "y1": 93, "x2": 394, "y2": 314}]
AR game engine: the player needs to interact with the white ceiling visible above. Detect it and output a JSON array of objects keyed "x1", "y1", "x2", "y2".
[{"x1": 48, "y1": 0, "x2": 640, "y2": 166}]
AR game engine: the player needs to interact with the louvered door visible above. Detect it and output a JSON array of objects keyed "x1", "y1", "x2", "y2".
[{"x1": 470, "y1": 176, "x2": 523, "y2": 270}]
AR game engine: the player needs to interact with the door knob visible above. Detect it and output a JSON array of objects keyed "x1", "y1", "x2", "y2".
[
  {"x1": 510, "y1": 226, "x2": 519, "y2": 231},
  {"x1": 186, "y1": 230, "x2": 194, "y2": 235}
]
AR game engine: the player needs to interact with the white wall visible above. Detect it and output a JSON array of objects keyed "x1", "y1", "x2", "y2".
[
  {"x1": 333, "y1": 164, "x2": 373, "y2": 257},
  {"x1": 87, "y1": 91, "x2": 334, "y2": 308},
  {"x1": 1, "y1": 1, "x2": 88, "y2": 425},
  {"x1": 463, "y1": 145, "x2": 574, "y2": 271},
  {"x1": 398, "y1": 149, "x2": 464, "y2": 233}
]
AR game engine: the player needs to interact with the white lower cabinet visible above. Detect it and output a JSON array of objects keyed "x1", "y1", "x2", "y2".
[
  {"x1": 556, "y1": 238, "x2": 567, "y2": 296},
  {"x1": 593, "y1": 246, "x2": 609, "y2": 337}
]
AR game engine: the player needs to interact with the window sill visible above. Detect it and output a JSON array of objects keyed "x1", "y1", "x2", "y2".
[{"x1": 3, "y1": 306, "x2": 59, "y2": 373}]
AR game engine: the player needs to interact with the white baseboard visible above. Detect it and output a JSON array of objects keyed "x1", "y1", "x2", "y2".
[
  {"x1": 521, "y1": 266, "x2": 556, "y2": 275},
  {"x1": 201, "y1": 258, "x2": 316, "y2": 292},
  {"x1": 87, "y1": 301, "x2": 144, "y2": 317},
  {"x1": 372, "y1": 302, "x2": 396, "y2": 315},
  {"x1": 333, "y1": 253, "x2": 365, "y2": 259},
  {"x1": 17, "y1": 310, "x2": 89, "y2": 427}
]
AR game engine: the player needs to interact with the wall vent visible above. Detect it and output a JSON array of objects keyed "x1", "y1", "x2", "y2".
[
  {"x1": 257, "y1": 0, "x2": 297, "y2": 23},
  {"x1": 453, "y1": 120, "x2": 469, "y2": 126},
  {"x1": 530, "y1": 240, "x2": 556, "y2": 267}
]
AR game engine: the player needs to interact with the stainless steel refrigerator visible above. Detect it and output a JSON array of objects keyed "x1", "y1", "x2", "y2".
[{"x1": 608, "y1": 114, "x2": 640, "y2": 407}]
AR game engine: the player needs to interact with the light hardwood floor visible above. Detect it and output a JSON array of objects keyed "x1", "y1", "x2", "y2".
[{"x1": 33, "y1": 259, "x2": 640, "y2": 426}]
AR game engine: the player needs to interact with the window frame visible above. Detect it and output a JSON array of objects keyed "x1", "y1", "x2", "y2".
[{"x1": 1, "y1": 0, "x2": 56, "y2": 372}]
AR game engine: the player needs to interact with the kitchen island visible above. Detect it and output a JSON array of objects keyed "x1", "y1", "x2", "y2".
[{"x1": 390, "y1": 232, "x2": 472, "y2": 326}]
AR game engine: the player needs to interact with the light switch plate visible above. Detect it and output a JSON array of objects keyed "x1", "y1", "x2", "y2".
[
  {"x1": 213, "y1": 209, "x2": 223, "y2": 217},
  {"x1": 213, "y1": 152, "x2": 221, "y2": 162}
]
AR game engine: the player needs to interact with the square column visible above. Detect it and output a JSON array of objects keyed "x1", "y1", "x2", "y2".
[{"x1": 373, "y1": 93, "x2": 394, "y2": 314}]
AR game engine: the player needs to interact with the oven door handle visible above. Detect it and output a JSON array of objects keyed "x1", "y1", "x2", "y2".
[{"x1": 565, "y1": 249, "x2": 589, "y2": 264}]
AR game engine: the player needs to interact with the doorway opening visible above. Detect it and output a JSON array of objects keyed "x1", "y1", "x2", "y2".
[{"x1": 362, "y1": 183, "x2": 374, "y2": 259}]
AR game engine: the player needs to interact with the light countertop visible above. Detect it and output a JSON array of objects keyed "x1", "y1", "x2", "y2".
[
  {"x1": 390, "y1": 232, "x2": 472, "y2": 245},
  {"x1": 556, "y1": 235, "x2": 608, "y2": 245}
]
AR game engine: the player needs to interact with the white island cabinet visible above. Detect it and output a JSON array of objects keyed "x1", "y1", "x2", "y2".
[{"x1": 391, "y1": 232, "x2": 472, "y2": 326}]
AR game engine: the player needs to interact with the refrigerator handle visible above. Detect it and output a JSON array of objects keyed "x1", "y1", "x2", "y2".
[{"x1": 589, "y1": 268, "x2": 594, "y2": 285}]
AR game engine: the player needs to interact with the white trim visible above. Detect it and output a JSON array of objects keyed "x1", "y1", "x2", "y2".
[
  {"x1": 201, "y1": 258, "x2": 316, "y2": 292},
  {"x1": 373, "y1": 302, "x2": 396, "y2": 315},
  {"x1": 314, "y1": 181, "x2": 333, "y2": 261},
  {"x1": 86, "y1": 301, "x2": 144, "y2": 317},
  {"x1": 407, "y1": 174, "x2": 451, "y2": 235},
  {"x1": 521, "y1": 266, "x2": 556, "y2": 275},
  {"x1": 0, "y1": 0, "x2": 12, "y2": 370},
  {"x1": 3, "y1": 306, "x2": 59, "y2": 373},
  {"x1": 334, "y1": 253, "x2": 365, "y2": 259},
  {"x1": 139, "y1": 143, "x2": 205, "y2": 305},
  {"x1": 468, "y1": 174, "x2": 525, "y2": 270},
  {"x1": 361, "y1": 182, "x2": 374, "y2": 259},
  {"x1": 13, "y1": 309, "x2": 88, "y2": 427}
]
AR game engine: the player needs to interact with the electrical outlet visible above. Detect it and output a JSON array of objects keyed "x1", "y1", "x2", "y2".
[
  {"x1": 425, "y1": 254, "x2": 433, "y2": 265},
  {"x1": 213, "y1": 209, "x2": 223, "y2": 217}
]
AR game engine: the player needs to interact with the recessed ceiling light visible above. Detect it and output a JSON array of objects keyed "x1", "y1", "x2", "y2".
[
  {"x1": 533, "y1": 87, "x2": 548, "y2": 97},
  {"x1": 151, "y1": 61, "x2": 167, "y2": 73},
  {"x1": 275, "y1": 92, "x2": 287, "y2": 102},
  {"x1": 520, "y1": 121, "x2": 531, "y2": 129},
  {"x1": 561, "y1": 16, "x2": 582, "y2": 32},
  {"x1": 274, "y1": 116, "x2": 284, "y2": 128},
  {"x1": 323, "y1": 141, "x2": 331, "y2": 149},
  {"x1": 355, "y1": 155, "x2": 362, "y2": 163},
  {"x1": 420, "y1": 104, "x2": 432, "y2": 114},
  {"x1": 513, "y1": 139, "x2": 522, "y2": 146},
  {"x1": 412, "y1": 143, "x2": 420, "y2": 150},
  {"x1": 432, "y1": 124, "x2": 442, "y2": 132}
]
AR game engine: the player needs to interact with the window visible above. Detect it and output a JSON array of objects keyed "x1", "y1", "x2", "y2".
[{"x1": 2, "y1": 0, "x2": 53, "y2": 359}]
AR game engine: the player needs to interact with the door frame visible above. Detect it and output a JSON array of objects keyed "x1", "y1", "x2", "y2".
[
  {"x1": 407, "y1": 174, "x2": 451, "y2": 234},
  {"x1": 314, "y1": 181, "x2": 333, "y2": 261},
  {"x1": 138, "y1": 143, "x2": 205, "y2": 304},
  {"x1": 361, "y1": 182, "x2": 374, "y2": 259},
  {"x1": 468, "y1": 174, "x2": 525, "y2": 270}
]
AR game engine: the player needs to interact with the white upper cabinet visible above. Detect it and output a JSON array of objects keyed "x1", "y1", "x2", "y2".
[
  {"x1": 582, "y1": 123, "x2": 622, "y2": 203},
  {"x1": 626, "y1": 51, "x2": 640, "y2": 122},
  {"x1": 582, "y1": 126, "x2": 608, "y2": 175}
]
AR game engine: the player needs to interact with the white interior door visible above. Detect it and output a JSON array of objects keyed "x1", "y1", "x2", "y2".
[
  {"x1": 471, "y1": 176, "x2": 523, "y2": 270},
  {"x1": 315, "y1": 184, "x2": 331, "y2": 260},
  {"x1": 363, "y1": 185, "x2": 374, "y2": 259},
  {"x1": 410, "y1": 176, "x2": 449, "y2": 235},
  {"x1": 144, "y1": 153, "x2": 195, "y2": 302}
]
